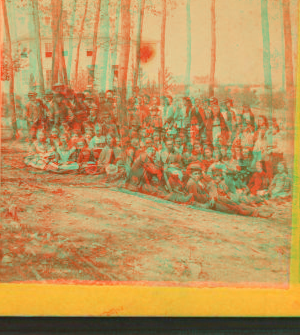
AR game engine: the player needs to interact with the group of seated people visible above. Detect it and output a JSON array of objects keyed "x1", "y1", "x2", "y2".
[{"x1": 22, "y1": 85, "x2": 292, "y2": 219}]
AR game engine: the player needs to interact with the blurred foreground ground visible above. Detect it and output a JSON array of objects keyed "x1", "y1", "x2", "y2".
[{"x1": 0, "y1": 139, "x2": 292, "y2": 285}]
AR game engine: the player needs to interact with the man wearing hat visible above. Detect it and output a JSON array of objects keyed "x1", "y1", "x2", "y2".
[
  {"x1": 26, "y1": 91, "x2": 46, "y2": 139},
  {"x1": 159, "y1": 138, "x2": 183, "y2": 170},
  {"x1": 127, "y1": 97, "x2": 141, "y2": 132},
  {"x1": 52, "y1": 82, "x2": 65, "y2": 94},
  {"x1": 182, "y1": 97, "x2": 205, "y2": 145},
  {"x1": 186, "y1": 162, "x2": 210, "y2": 205},
  {"x1": 138, "y1": 95, "x2": 150, "y2": 126},
  {"x1": 84, "y1": 92, "x2": 97, "y2": 114},
  {"x1": 99, "y1": 109, "x2": 118, "y2": 137},
  {"x1": 220, "y1": 98, "x2": 236, "y2": 146},
  {"x1": 206, "y1": 97, "x2": 228, "y2": 149},
  {"x1": 52, "y1": 91, "x2": 74, "y2": 128},
  {"x1": 42, "y1": 90, "x2": 55, "y2": 131},
  {"x1": 126, "y1": 146, "x2": 164, "y2": 193}
]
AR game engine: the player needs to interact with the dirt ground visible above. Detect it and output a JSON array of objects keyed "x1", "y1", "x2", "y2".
[{"x1": 0, "y1": 139, "x2": 292, "y2": 285}]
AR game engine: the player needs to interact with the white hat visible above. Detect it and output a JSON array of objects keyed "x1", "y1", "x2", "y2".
[{"x1": 105, "y1": 164, "x2": 118, "y2": 175}]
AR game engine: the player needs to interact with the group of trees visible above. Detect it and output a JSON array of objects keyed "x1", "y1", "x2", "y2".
[{"x1": 1, "y1": 0, "x2": 296, "y2": 144}]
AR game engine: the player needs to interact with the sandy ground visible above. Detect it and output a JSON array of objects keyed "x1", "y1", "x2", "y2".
[{"x1": 0, "y1": 139, "x2": 292, "y2": 285}]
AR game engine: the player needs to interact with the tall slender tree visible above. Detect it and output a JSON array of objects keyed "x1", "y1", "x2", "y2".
[
  {"x1": 108, "y1": 0, "x2": 121, "y2": 89},
  {"x1": 67, "y1": 0, "x2": 78, "y2": 77},
  {"x1": 119, "y1": 0, "x2": 131, "y2": 104},
  {"x1": 98, "y1": 0, "x2": 111, "y2": 92},
  {"x1": 160, "y1": 0, "x2": 167, "y2": 95},
  {"x1": 260, "y1": 0, "x2": 273, "y2": 119},
  {"x1": 1, "y1": 0, "x2": 17, "y2": 137},
  {"x1": 74, "y1": 0, "x2": 89, "y2": 88},
  {"x1": 185, "y1": 0, "x2": 191, "y2": 96},
  {"x1": 133, "y1": 0, "x2": 145, "y2": 90},
  {"x1": 59, "y1": 13, "x2": 69, "y2": 85},
  {"x1": 209, "y1": 0, "x2": 216, "y2": 97},
  {"x1": 51, "y1": 0, "x2": 63, "y2": 85},
  {"x1": 31, "y1": 0, "x2": 45, "y2": 93},
  {"x1": 282, "y1": 0, "x2": 294, "y2": 131},
  {"x1": 91, "y1": 0, "x2": 102, "y2": 88}
]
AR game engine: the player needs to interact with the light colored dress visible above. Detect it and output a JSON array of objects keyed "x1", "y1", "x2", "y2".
[
  {"x1": 24, "y1": 140, "x2": 57, "y2": 171},
  {"x1": 269, "y1": 172, "x2": 291, "y2": 199},
  {"x1": 57, "y1": 146, "x2": 79, "y2": 172}
]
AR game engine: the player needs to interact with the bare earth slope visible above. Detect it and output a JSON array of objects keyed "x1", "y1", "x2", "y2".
[{"x1": 0, "y1": 140, "x2": 292, "y2": 285}]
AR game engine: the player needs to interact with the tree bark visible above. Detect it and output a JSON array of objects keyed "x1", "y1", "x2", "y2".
[
  {"x1": 31, "y1": 0, "x2": 45, "y2": 93},
  {"x1": 185, "y1": 0, "x2": 191, "y2": 96},
  {"x1": 209, "y1": 0, "x2": 216, "y2": 97},
  {"x1": 67, "y1": 0, "x2": 78, "y2": 78},
  {"x1": 133, "y1": 0, "x2": 145, "y2": 90},
  {"x1": 260, "y1": 0, "x2": 273, "y2": 119},
  {"x1": 160, "y1": 0, "x2": 166, "y2": 95},
  {"x1": 282, "y1": 0, "x2": 294, "y2": 128},
  {"x1": 51, "y1": 0, "x2": 63, "y2": 86},
  {"x1": 282, "y1": 0, "x2": 295, "y2": 162},
  {"x1": 98, "y1": 0, "x2": 111, "y2": 92},
  {"x1": 119, "y1": 0, "x2": 131, "y2": 104},
  {"x1": 91, "y1": 0, "x2": 102, "y2": 88},
  {"x1": 2, "y1": 0, "x2": 17, "y2": 137},
  {"x1": 59, "y1": 11, "x2": 68, "y2": 85},
  {"x1": 109, "y1": 0, "x2": 121, "y2": 89},
  {"x1": 74, "y1": 0, "x2": 89, "y2": 88}
]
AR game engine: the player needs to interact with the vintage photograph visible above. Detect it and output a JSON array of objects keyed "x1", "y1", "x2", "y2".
[{"x1": 0, "y1": 0, "x2": 298, "y2": 285}]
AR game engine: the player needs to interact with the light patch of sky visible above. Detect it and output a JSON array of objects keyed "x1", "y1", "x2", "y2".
[{"x1": 141, "y1": 0, "x2": 298, "y2": 87}]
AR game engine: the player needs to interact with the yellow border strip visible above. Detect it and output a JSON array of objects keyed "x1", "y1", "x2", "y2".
[{"x1": 1, "y1": 2, "x2": 300, "y2": 317}]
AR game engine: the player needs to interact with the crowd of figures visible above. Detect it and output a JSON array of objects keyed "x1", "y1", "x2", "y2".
[{"x1": 17, "y1": 83, "x2": 292, "y2": 218}]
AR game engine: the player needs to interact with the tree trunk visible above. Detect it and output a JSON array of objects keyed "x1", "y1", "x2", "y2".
[
  {"x1": 98, "y1": 0, "x2": 111, "y2": 92},
  {"x1": 280, "y1": 0, "x2": 286, "y2": 92},
  {"x1": 282, "y1": 0, "x2": 294, "y2": 128},
  {"x1": 59, "y1": 11, "x2": 68, "y2": 85},
  {"x1": 133, "y1": 0, "x2": 145, "y2": 90},
  {"x1": 260, "y1": 0, "x2": 273, "y2": 119},
  {"x1": 160, "y1": 0, "x2": 166, "y2": 95},
  {"x1": 119, "y1": 0, "x2": 131, "y2": 104},
  {"x1": 282, "y1": 0, "x2": 295, "y2": 164},
  {"x1": 185, "y1": 0, "x2": 191, "y2": 96},
  {"x1": 31, "y1": 0, "x2": 45, "y2": 93},
  {"x1": 74, "y1": 0, "x2": 89, "y2": 88},
  {"x1": 109, "y1": 0, "x2": 121, "y2": 89},
  {"x1": 91, "y1": 0, "x2": 102, "y2": 88},
  {"x1": 51, "y1": 0, "x2": 63, "y2": 86},
  {"x1": 67, "y1": 0, "x2": 78, "y2": 78},
  {"x1": 209, "y1": 0, "x2": 216, "y2": 97},
  {"x1": 2, "y1": 0, "x2": 17, "y2": 137}
]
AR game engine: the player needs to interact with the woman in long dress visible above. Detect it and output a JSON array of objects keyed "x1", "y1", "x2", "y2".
[
  {"x1": 56, "y1": 134, "x2": 79, "y2": 173},
  {"x1": 24, "y1": 130, "x2": 58, "y2": 171}
]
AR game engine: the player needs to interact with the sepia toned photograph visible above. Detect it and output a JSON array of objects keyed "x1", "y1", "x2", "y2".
[{"x1": 0, "y1": 0, "x2": 298, "y2": 289}]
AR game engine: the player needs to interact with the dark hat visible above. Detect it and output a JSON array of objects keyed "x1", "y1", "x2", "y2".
[
  {"x1": 130, "y1": 130, "x2": 138, "y2": 138},
  {"x1": 72, "y1": 123, "x2": 81, "y2": 130},
  {"x1": 186, "y1": 162, "x2": 203, "y2": 175},
  {"x1": 44, "y1": 89, "x2": 53, "y2": 96},
  {"x1": 76, "y1": 92, "x2": 85, "y2": 98},
  {"x1": 84, "y1": 92, "x2": 94, "y2": 100},
  {"x1": 106, "y1": 164, "x2": 118, "y2": 176},
  {"x1": 209, "y1": 97, "x2": 219, "y2": 106},
  {"x1": 53, "y1": 82, "x2": 65, "y2": 90},
  {"x1": 211, "y1": 168, "x2": 223, "y2": 177},
  {"x1": 28, "y1": 91, "x2": 37, "y2": 96},
  {"x1": 54, "y1": 91, "x2": 64, "y2": 97}
]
